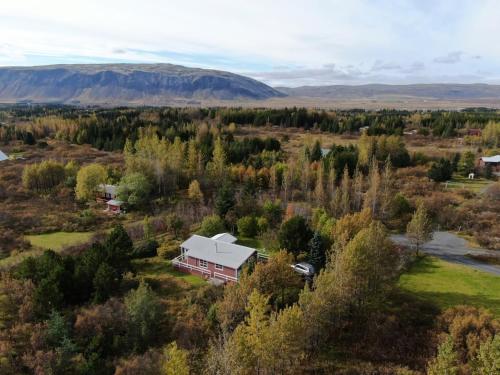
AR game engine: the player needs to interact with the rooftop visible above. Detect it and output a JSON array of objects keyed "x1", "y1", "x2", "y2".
[
  {"x1": 181, "y1": 234, "x2": 256, "y2": 269},
  {"x1": 0, "y1": 150, "x2": 8, "y2": 161},
  {"x1": 211, "y1": 232, "x2": 237, "y2": 243},
  {"x1": 481, "y1": 155, "x2": 500, "y2": 163}
]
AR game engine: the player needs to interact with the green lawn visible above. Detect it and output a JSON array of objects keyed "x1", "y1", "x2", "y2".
[
  {"x1": 132, "y1": 257, "x2": 206, "y2": 288},
  {"x1": 237, "y1": 237, "x2": 264, "y2": 250},
  {"x1": 399, "y1": 256, "x2": 500, "y2": 316},
  {"x1": 444, "y1": 175, "x2": 493, "y2": 193},
  {"x1": 26, "y1": 231, "x2": 94, "y2": 250}
]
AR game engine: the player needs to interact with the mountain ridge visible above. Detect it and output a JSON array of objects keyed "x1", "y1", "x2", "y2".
[
  {"x1": 0, "y1": 63, "x2": 284, "y2": 105},
  {"x1": 276, "y1": 83, "x2": 500, "y2": 100}
]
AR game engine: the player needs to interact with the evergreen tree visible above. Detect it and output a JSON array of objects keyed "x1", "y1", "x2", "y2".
[
  {"x1": 310, "y1": 140, "x2": 322, "y2": 162},
  {"x1": 215, "y1": 182, "x2": 236, "y2": 217},
  {"x1": 308, "y1": 232, "x2": 326, "y2": 271}
]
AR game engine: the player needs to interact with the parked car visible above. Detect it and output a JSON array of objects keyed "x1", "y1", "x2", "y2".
[{"x1": 291, "y1": 262, "x2": 315, "y2": 277}]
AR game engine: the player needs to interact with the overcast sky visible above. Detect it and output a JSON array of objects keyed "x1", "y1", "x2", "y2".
[{"x1": 1, "y1": 0, "x2": 499, "y2": 86}]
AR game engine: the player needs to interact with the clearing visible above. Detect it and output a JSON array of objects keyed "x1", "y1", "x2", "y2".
[
  {"x1": 443, "y1": 175, "x2": 493, "y2": 193},
  {"x1": 399, "y1": 256, "x2": 500, "y2": 317},
  {"x1": 26, "y1": 231, "x2": 94, "y2": 250}
]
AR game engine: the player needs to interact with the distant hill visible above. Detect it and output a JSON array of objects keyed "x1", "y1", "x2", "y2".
[
  {"x1": 277, "y1": 84, "x2": 500, "y2": 100},
  {"x1": 0, "y1": 63, "x2": 284, "y2": 105}
]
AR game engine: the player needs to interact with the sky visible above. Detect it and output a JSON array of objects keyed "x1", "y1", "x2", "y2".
[{"x1": 1, "y1": 0, "x2": 499, "y2": 87}]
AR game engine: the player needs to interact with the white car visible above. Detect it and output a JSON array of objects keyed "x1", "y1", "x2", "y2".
[{"x1": 291, "y1": 262, "x2": 315, "y2": 277}]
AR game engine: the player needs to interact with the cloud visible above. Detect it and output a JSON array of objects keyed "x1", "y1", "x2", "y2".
[
  {"x1": 371, "y1": 60, "x2": 401, "y2": 71},
  {"x1": 434, "y1": 51, "x2": 463, "y2": 64},
  {"x1": 0, "y1": 1, "x2": 499, "y2": 84}
]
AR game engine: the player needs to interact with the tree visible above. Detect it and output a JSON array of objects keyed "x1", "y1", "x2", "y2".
[
  {"x1": 310, "y1": 140, "x2": 322, "y2": 162},
  {"x1": 308, "y1": 232, "x2": 326, "y2": 271},
  {"x1": 231, "y1": 290, "x2": 270, "y2": 372},
  {"x1": 163, "y1": 342, "x2": 189, "y2": 375},
  {"x1": 471, "y1": 335, "x2": 499, "y2": 375},
  {"x1": 105, "y1": 224, "x2": 134, "y2": 274},
  {"x1": 339, "y1": 166, "x2": 351, "y2": 215},
  {"x1": 210, "y1": 137, "x2": 227, "y2": 180},
  {"x1": 262, "y1": 200, "x2": 283, "y2": 228},
  {"x1": 23, "y1": 160, "x2": 66, "y2": 193},
  {"x1": 117, "y1": 172, "x2": 152, "y2": 209},
  {"x1": 457, "y1": 151, "x2": 476, "y2": 177},
  {"x1": 75, "y1": 163, "x2": 107, "y2": 201},
  {"x1": 313, "y1": 163, "x2": 326, "y2": 205},
  {"x1": 278, "y1": 216, "x2": 313, "y2": 255},
  {"x1": 125, "y1": 281, "x2": 163, "y2": 352},
  {"x1": 428, "y1": 158, "x2": 453, "y2": 182},
  {"x1": 215, "y1": 182, "x2": 236, "y2": 217},
  {"x1": 143, "y1": 215, "x2": 154, "y2": 241},
  {"x1": 198, "y1": 215, "x2": 226, "y2": 237},
  {"x1": 363, "y1": 158, "x2": 380, "y2": 216},
  {"x1": 165, "y1": 213, "x2": 184, "y2": 239},
  {"x1": 188, "y1": 179, "x2": 204, "y2": 204},
  {"x1": 406, "y1": 202, "x2": 433, "y2": 256},
  {"x1": 92, "y1": 262, "x2": 119, "y2": 303},
  {"x1": 427, "y1": 335, "x2": 459, "y2": 375},
  {"x1": 332, "y1": 221, "x2": 399, "y2": 310},
  {"x1": 237, "y1": 216, "x2": 258, "y2": 238}
]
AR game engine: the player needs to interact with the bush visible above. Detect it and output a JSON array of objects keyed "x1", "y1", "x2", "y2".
[
  {"x1": 198, "y1": 215, "x2": 225, "y2": 237},
  {"x1": 237, "y1": 216, "x2": 258, "y2": 237},
  {"x1": 132, "y1": 240, "x2": 159, "y2": 259},
  {"x1": 157, "y1": 239, "x2": 181, "y2": 259}
]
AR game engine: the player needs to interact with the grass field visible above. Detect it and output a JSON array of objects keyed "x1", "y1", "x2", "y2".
[
  {"x1": 399, "y1": 256, "x2": 500, "y2": 316},
  {"x1": 443, "y1": 175, "x2": 493, "y2": 193},
  {"x1": 237, "y1": 236, "x2": 264, "y2": 250},
  {"x1": 132, "y1": 257, "x2": 206, "y2": 288},
  {"x1": 26, "y1": 231, "x2": 94, "y2": 250}
]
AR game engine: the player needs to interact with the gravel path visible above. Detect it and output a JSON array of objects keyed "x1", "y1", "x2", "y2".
[{"x1": 391, "y1": 231, "x2": 500, "y2": 276}]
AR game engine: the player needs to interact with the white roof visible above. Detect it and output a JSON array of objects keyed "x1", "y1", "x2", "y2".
[
  {"x1": 181, "y1": 234, "x2": 256, "y2": 269},
  {"x1": 211, "y1": 233, "x2": 237, "y2": 243},
  {"x1": 99, "y1": 184, "x2": 117, "y2": 195},
  {"x1": 106, "y1": 199, "x2": 123, "y2": 206},
  {"x1": 0, "y1": 150, "x2": 8, "y2": 161},
  {"x1": 481, "y1": 155, "x2": 500, "y2": 163}
]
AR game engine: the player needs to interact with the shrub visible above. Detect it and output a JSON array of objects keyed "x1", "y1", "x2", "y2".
[
  {"x1": 132, "y1": 240, "x2": 159, "y2": 259},
  {"x1": 198, "y1": 215, "x2": 225, "y2": 237},
  {"x1": 237, "y1": 216, "x2": 258, "y2": 237}
]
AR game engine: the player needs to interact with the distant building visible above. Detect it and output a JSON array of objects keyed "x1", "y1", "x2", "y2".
[
  {"x1": 172, "y1": 233, "x2": 257, "y2": 283},
  {"x1": 106, "y1": 199, "x2": 124, "y2": 214},
  {"x1": 320, "y1": 148, "x2": 331, "y2": 158},
  {"x1": 97, "y1": 184, "x2": 123, "y2": 214},
  {"x1": 478, "y1": 155, "x2": 500, "y2": 175},
  {"x1": 0, "y1": 150, "x2": 8, "y2": 162},
  {"x1": 467, "y1": 128, "x2": 482, "y2": 137},
  {"x1": 97, "y1": 184, "x2": 117, "y2": 201}
]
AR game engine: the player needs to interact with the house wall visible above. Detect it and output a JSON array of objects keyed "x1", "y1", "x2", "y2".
[{"x1": 186, "y1": 256, "x2": 237, "y2": 280}]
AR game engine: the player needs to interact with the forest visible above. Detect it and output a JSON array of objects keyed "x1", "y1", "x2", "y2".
[{"x1": 0, "y1": 105, "x2": 499, "y2": 374}]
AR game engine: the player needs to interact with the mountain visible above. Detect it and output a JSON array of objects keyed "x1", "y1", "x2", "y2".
[
  {"x1": 277, "y1": 84, "x2": 500, "y2": 100},
  {"x1": 0, "y1": 63, "x2": 284, "y2": 105}
]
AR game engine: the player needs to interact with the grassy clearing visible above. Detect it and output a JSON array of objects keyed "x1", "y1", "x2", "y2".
[
  {"x1": 443, "y1": 175, "x2": 493, "y2": 193},
  {"x1": 399, "y1": 256, "x2": 500, "y2": 317},
  {"x1": 132, "y1": 257, "x2": 206, "y2": 289},
  {"x1": 237, "y1": 237, "x2": 264, "y2": 250},
  {"x1": 26, "y1": 231, "x2": 94, "y2": 250}
]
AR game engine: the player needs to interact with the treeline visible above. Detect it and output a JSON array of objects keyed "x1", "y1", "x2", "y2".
[{"x1": 2, "y1": 106, "x2": 500, "y2": 150}]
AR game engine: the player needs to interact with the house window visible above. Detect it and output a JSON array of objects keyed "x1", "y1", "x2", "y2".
[
  {"x1": 199, "y1": 259, "x2": 208, "y2": 269},
  {"x1": 215, "y1": 263, "x2": 223, "y2": 270}
]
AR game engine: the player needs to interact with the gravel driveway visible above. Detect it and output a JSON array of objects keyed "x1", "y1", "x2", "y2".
[{"x1": 391, "y1": 231, "x2": 500, "y2": 276}]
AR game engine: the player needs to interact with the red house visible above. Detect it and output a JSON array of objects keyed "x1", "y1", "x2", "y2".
[{"x1": 172, "y1": 233, "x2": 257, "y2": 283}]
